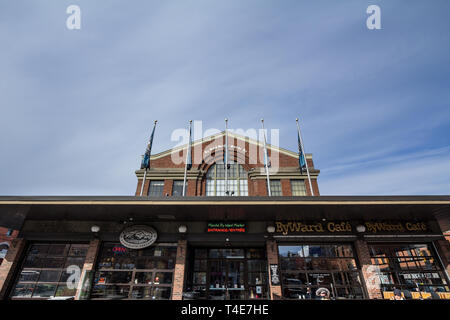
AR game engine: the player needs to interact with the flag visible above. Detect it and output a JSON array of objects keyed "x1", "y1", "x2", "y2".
[
  {"x1": 186, "y1": 122, "x2": 192, "y2": 170},
  {"x1": 297, "y1": 124, "x2": 306, "y2": 174},
  {"x1": 141, "y1": 121, "x2": 157, "y2": 169}
]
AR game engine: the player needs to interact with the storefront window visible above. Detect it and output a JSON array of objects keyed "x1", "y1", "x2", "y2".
[
  {"x1": 279, "y1": 244, "x2": 364, "y2": 300},
  {"x1": 90, "y1": 243, "x2": 177, "y2": 300},
  {"x1": 185, "y1": 248, "x2": 268, "y2": 300},
  {"x1": 368, "y1": 243, "x2": 450, "y2": 299},
  {"x1": 10, "y1": 243, "x2": 89, "y2": 299}
]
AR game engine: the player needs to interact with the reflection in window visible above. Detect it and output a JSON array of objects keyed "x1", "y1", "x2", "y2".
[
  {"x1": 278, "y1": 244, "x2": 363, "y2": 300},
  {"x1": 10, "y1": 243, "x2": 89, "y2": 299},
  {"x1": 368, "y1": 244, "x2": 449, "y2": 298},
  {"x1": 91, "y1": 243, "x2": 176, "y2": 300}
]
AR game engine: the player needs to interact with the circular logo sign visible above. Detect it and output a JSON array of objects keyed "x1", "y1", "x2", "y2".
[{"x1": 119, "y1": 225, "x2": 157, "y2": 249}]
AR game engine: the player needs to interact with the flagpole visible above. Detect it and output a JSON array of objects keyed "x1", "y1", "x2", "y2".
[
  {"x1": 261, "y1": 119, "x2": 271, "y2": 196},
  {"x1": 140, "y1": 169, "x2": 147, "y2": 196},
  {"x1": 140, "y1": 120, "x2": 157, "y2": 196},
  {"x1": 225, "y1": 118, "x2": 229, "y2": 196},
  {"x1": 182, "y1": 120, "x2": 192, "y2": 197},
  {"x1": 296, "y1": 118, "x2": 314, "y2": 196}
]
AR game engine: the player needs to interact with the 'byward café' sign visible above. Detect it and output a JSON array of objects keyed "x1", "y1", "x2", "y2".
[{"x1": 275, "y1": 221, "x2": 428, "y2": 235}]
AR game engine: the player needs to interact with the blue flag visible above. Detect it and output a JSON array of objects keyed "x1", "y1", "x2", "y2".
[
  {"x1": 141, "y1": 122, "x2": 156, "y2": 169},
  {"x1": 298, "y1": 130, "x2": 306, "y2": 173}
]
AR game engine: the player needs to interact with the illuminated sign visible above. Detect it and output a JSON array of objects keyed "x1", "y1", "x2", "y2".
[
  {"x1": 207, "y1": 222, "x2": 246, "y2": 233},
  {"x1": 275, "y1": 221, "x2": 352, "y2": 235}
]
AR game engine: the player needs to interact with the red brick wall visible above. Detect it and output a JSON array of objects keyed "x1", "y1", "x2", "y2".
[
  {"x1": 172, "y1": 240, "x2": 187, "y2": 300},
  {"x1": 434, "y1": 239, "x2": 450, "y2": 276},
  {"x1": 0, "y1": 227, "x2": 19, "y2": 267},
  {"x1": 75, "y1": 239, "x2": 100, "y2": 300},
  {"x1": 354, "y1": 239, "x2": 382, "y2": 299},
  {"x1": 0, "y1": 238, "x2": 26, "y2": 299},
  {"x1": 266, "y1": 240, "x2": 282, "y2": 299},
  {"x1": 136, "y1": 137, "x2": 320, "y2": 197}
]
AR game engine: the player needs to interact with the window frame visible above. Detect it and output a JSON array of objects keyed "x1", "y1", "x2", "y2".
[
  {"x1": 148, "y1": 180, "x2": 165, "y2": 197},
  {"x1": 10, "y1": 242, "x2": 89, "y2": 300},
  {"x1": 205, "y1": 162, "x2": 248, "y2": 196}
]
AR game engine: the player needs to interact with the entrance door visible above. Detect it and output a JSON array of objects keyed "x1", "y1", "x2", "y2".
[
  {"x1": 226, "y1": 260, "x2": 245, "y2": 299},
  {"x1": 208, "y1": 260, "x2": 245, "y2": 299},
  {"x1": 187, "y1": 248, "x2": 268, "y2": 300}
]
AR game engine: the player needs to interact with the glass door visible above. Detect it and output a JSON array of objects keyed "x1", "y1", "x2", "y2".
[
  {"x1": 208, "y1": 260, "x2": 227, "y2": 300},
  {"x1": 187, "y1": 248, "x2": 268, "y2": 300},
  {"x1": 226, "y1": 260, "x2": 245, "y2": 299},
  {"x1": 208, "y1": 259, "x2": 246, "y2": 299}
]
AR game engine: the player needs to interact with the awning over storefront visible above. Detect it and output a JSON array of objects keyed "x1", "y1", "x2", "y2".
[{"x1": 0, "y1": 195, "x2": 449, "y2": 232}]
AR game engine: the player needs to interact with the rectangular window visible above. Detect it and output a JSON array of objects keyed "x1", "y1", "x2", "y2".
[
  {"x1": 269, "y1": 180, "x2": 282, "y2": 196},
  {"x1": 91, "y1": 243, "x2": 177, "y2": 300},
  {"x1": 278, "y1": 244, "x2": 364, "y2": 300},
  {"x1": 172, "y1": 181, "x2": 187, "y2": 196},
  {"x1": 368, "y1": 243, "x2": 449, "y2": 298},
  {"x1": 10, "y1": 243, "x2": 89, "y2": 299},
  {"x1": 291, "y1": 180, "x2": 307, "y2": 196},
  {"x1": 148, "y1": 181, "x2": 164, "y2": 196}
]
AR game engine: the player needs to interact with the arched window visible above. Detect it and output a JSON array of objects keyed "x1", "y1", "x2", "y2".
[{"x1": 206, "y1": 161, "x2": 248, "y2": 196}]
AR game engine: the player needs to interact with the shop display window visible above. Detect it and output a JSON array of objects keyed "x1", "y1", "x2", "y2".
[
  {"x1": 368, "y1": 243, "x2": 450, "y2": 299},
  {"x1": 279, "y1": 244, "x2": 364, "y2": 299},
  {"x1": 90, "y1": 243, "x2": 176, "y2": 300},
  {"x1": 185, "y1": 248, "x2": 268, "y2": 300},
  {"x1": 10, "y1": 243, "x2": 89, "y2": 299}
]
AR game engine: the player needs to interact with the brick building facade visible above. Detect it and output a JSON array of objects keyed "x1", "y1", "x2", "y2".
[{"x1": 0, "y1": 131, "x2": 449, "y2": 300}]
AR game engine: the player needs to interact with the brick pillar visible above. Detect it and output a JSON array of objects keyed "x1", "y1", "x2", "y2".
[
  {"x1": 164, "y1": 179, "x2": 173, "y2": 196},
  {"x1": 187, "y1": 179, "x2": 197, "y2": 196},
  {"x1": 172, "y1": 240, "x2": 187, "y2": 300},
  {"x1": 0, "y1": 238, "x2": 26, "y2": 299},
  {"x1": 266, "y1": 239, "x2": 282, "y2": 300},
  {"x1": 434, "y1": 239, "x2": 450, "y2": 277},
  {"x1": 75, "y1": 239, "x2": 100, "y2": 300},
  {"x1": 354, "y1": 239, "x2": 381, "y2": 299},
  {"x1": 135, "y1": 179, "x2": 143, "y2": 196}
]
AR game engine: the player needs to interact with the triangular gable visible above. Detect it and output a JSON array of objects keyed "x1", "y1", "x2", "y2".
[{"x1": 149, "y1": 131, "x2": 311, "y2": 160}]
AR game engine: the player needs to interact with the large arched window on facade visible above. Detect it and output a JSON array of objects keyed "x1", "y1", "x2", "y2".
[{"x1": 206, "y1": 161, "x2": 248, "y2": 196}]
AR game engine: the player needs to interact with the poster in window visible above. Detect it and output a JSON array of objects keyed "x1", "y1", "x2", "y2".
[{"x1": 270, "y1": 264, "x2": 280, "y2": 285}]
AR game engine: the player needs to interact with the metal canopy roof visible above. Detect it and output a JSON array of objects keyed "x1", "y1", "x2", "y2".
[{"x1": 0, "y1": 196, "x2": 449, "y2": 232}]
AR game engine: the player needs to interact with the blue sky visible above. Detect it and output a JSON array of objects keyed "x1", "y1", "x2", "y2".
[{"x1": 0, "y1": 0, "x2": 449, "y2": 195}]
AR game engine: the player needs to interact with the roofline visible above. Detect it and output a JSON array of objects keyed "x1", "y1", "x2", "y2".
[
  {"x1": 1, "y1": 195, "x2": 450, "y2": 206},
  {"x1": 149, "y1": 131, "x2": 312, "y2": 160}
]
